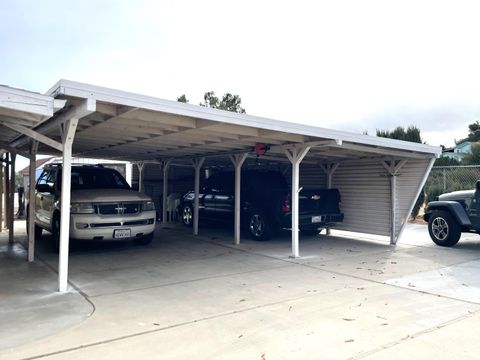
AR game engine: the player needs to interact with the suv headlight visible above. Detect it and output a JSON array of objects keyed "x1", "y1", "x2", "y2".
[
  {"x1": 142, "y1": 201, "x2": 155, "y2": 212},
  {"x1": 71, "y1": 202, "x2": 95, "y2": 214}
]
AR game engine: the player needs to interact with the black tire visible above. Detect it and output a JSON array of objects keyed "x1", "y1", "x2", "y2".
[
  {"x1": 52, "y1": 214, "x2": 61, "y2": 252},
  {"x1": 248, "y1": 211, "x2": 272, "y2": 241},
  {"x1": 301, "y1": 229, "x2": 319, "y2": 236},
  {"x1": 428, "y1": 210, "x2": 461, "y2": 247},
  {"x1": 181, "y1": 204, "x2": 194, "y2": 227},
  {"x1": 134, "y1": 232, "x2": 154, "y2": 245}
]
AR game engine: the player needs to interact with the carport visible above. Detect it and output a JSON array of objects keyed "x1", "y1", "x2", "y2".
[{"x1": 0, "y1": 80, "x2": 441, "y2": 292}]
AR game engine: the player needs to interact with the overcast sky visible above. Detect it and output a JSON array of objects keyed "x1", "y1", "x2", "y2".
[{"x1": 2, "y1": 0, "x2": 480, "y2": 170}]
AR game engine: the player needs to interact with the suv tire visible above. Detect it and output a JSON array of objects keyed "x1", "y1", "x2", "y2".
[
  {"x1": 248, "y1": 211, "x2": 272, "y2": 241},
  {"x1": 181, "y1": 204, "x2": 194, "y2": 227},
  {"x1": 428, "y1": 210, "x2": 461, "y2": 247}
]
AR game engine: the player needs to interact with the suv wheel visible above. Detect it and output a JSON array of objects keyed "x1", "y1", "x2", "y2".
[
  {"x1": 428, "y1": 210, "x2": 461, "y2": 247},
  {"x1": 181, "y1": 204, "x2": 193, "y2": 227},
  {"x1": 249, "y1": 212, "x2": 272, "y2": 241}
]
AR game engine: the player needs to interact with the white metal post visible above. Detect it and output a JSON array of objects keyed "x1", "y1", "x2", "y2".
[
  {"x1": 320, "y1": 163, "x2": 339, "y2": 235},
  {"x1": 137, "y1": 161, "x2": 145, "y2": 193},
  {"x1": 162, "y1": 160, "x2": 171, "y2": 225},
  {"x1": 285, "y1": 146, "x2": 311, "y2": 258},
  {"x1": 8, "y1": 152, "x2": 16, "y2": 244},
  {"x1": 58, "y1": 118, "x2": 78, "y2": 292},
  {"x1": 230, "y1": 153, "x2": 248, "y2": 245},
  {"x1": 192, "y1": 158, "x2": 205, "y2": 235},
  {"x1": 382, "y1": 160, "x2": 407, "y2": 245},
  {"x1": 28, "y1": 141, "x2": 38, "y2": 262}
]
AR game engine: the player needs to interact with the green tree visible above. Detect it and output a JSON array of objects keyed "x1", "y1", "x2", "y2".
[
  {"x1": 377, "y1": 125, "x2": 424, "y2": 219},
  {"x1": 376, "y1": 126, "x2": 422, "y2": 143},
  {"x1": 177, "y1": 94, "x2": 188, "y2": 103},
  {"x1": 200, "y1": 91, "x2": 246, "y2": 113},
  {"x1": 455, "y1": 120, "x2": 480, "y2": 144}
]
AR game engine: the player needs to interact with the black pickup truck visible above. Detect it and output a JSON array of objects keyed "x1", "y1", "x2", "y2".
[{"x1": 179, "y1": 170, "x2": 344, "y2": 240}]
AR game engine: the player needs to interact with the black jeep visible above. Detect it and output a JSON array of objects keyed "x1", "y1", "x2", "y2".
[{"x1": 423, "y1": 181, "x2": 480, "y2": 247}]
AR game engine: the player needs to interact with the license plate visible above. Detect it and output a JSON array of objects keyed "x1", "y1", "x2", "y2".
[
  {"x1": 311, "y1": 216, "x2": 323, "y2": 223},
  {"x1": 114, "y1": 229, "x2": 131, "y2": 239}
]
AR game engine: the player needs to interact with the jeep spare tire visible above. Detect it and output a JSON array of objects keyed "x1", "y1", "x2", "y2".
[{"x1": 428, "y1": 210, "x2": 461, "y2": 247}]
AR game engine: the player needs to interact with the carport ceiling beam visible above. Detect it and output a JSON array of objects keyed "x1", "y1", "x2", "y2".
[
  {"x1": 9, "y1": 98, "x2": 96, "y2": 149},
  {"x1": 334, "y1": 143, "x2": 431, "y2": 159},
  {"x1": 1, "y1": 122, "x2": 63, "y2": 152},
  {"x1": 0, "y1": 142, "x2": 30, "y2": 158}
]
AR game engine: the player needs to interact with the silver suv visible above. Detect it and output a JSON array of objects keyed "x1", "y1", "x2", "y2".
[{"x1": 30, "y1": 164, "x2": 156, "y2": 248}]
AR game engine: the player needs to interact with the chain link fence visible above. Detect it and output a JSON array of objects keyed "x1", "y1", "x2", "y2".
[{"x1": 424, "y1": 165, "x2": 480, "y2": 203}]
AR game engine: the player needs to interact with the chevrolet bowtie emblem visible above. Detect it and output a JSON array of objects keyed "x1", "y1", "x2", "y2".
[{"x1": 311, "y1": 195, "x2": 321, "y2": 200}]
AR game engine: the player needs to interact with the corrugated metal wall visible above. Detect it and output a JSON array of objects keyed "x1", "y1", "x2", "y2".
[
  {"x1": 394, "y1": 159, "x2": 431, "y2": 238},
  {"x1": 299, "y1": 158, "x2": 432, "y2": 238}
]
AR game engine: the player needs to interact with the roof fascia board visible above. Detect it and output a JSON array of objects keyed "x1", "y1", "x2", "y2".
[
  {"x1": 0, "y1": 85, "x2": 56, "y2": 117},
  {"x1": 48, "y1": 80, "x2": 441, "y2": 157}
]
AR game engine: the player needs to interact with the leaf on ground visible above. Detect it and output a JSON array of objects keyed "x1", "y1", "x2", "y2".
[
  {"x1": 289, "y1": 306, "x2": 293, "y2": 311},
  {"x1": 238, "y1": 334, "x2": 243, "y2": 338},
  {"x1": 342, "y1": 318, "x2": 355, "y2": 321},
  {"x1": 408, "y1": 283, "x2": 416, "y2": 287},
  {"x1": 239, "y1": 299, "x2": 246, "y2": 302},
  {"x1": 345, "y1": 339, "x2": 354, "y2": 343},
  {"x1": 376, "y1": 315, "x2": 387, "y2": 320}
]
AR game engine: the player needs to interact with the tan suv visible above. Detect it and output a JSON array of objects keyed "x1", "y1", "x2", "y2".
[{"x1": 30, "y1": 164, "x2": 156, "y2": 249}]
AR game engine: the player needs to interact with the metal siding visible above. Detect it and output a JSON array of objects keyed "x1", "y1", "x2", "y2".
[
  {"x1": 326, "y1": 159, "x2": 390, "y2": 236},
  {"x1": 394, "y1": 159, "x2": 431, "y2": 238}
]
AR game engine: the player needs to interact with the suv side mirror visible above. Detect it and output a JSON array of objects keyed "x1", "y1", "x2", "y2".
[
  {"x1": 476, "y1": 180, "x2": 480, "y2": 191},
  {"x1": 37, "y1": 184, "x2": 53, "y2": 193}
]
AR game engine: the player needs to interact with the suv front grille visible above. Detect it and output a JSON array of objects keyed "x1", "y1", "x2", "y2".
[{"x1": 95, "y1": 202, "x2": 141, "y2": 215}]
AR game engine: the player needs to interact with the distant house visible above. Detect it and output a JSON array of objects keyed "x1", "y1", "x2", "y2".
[
  {"x1": 442, "y1": 141, "x2": 473, "y2": 162},
  {"x1": 19, "y1": 157, "x2": 133, "y2": 190}
]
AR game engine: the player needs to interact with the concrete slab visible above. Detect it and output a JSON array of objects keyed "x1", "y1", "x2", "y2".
[
  {"x1": 386, "y1": 259, "x2": 480, "y2": 304},
  {"x1": 3, "y1": 221, "x2": 480, "y2": 359},
  {"x1": 0, "y1": 233, "x2": 93, "y2": 352}
]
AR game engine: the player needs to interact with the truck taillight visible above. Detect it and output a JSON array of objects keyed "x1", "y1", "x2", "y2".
[{"x1": 281, "y1": 194, "x2": 291, "y2": 212}]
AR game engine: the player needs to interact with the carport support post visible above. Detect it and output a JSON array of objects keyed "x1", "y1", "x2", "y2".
[
  {"x1": 58, "y1": 119, "x2": 78, "y2": 292},
  {"x1": 8, "y1": 152, "x2": 16, "y2": 244},
  {"x1": 28, "y1": 141, "x2": 38, "y2": 262},
  {"x1": 382, "y1": 160, "x2": 407, "y2": 245},
  {"x1": 230, "y1": 153, "x2": 248, "y2": 245},
  {"x1": 285, "y1": 146, "x2": 311, "y2": 258},
  {"x1": 137, "y1": 161, "x2": 145, "y2": 193},
  {"x1": 192, "y1": 158, "x2": 205, "y2": 235},
  {"x1": 162, "y1": 160, "x2": 171, "y2": 226},
  {"x1": 320, "y1": 163, "x2": 339, "y2": 235}
]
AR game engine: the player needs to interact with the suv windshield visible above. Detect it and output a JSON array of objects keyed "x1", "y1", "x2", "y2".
[{"x1": 70, "y1": 167, "x2": 130, "y2": 190}]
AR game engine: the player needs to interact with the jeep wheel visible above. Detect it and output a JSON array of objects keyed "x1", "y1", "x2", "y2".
[
  {"x1": 428, "y1": 210, "x2": 461, "y2": 247},
  {"x1": 249, "y1": 212, "x2": 272, "y2": 241},
  {"x1": 181, "y1": 204, "x2": 194, "y2": 227}
]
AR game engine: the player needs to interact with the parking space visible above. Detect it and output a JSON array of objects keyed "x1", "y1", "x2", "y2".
[{"x1": 3, "y1": 222, "x2": 480, "y2": 359}]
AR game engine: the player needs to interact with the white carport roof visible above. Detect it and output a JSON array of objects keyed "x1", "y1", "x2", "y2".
[
  {"x1": 6, "y1": 80, "x2": 440, "y2": 163},
  {"x1": 0, "y1": 79, "x2": 441, "y2": 293}
]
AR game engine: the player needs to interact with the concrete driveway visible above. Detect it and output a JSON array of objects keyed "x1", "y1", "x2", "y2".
[{"x1": 2, "y1": 221, "x2": 480, "y2": 359}]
